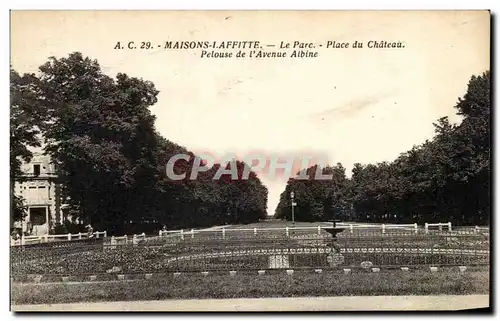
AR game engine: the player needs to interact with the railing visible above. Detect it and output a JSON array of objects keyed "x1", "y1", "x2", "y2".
[
  {"x1": 157, "y1": 222, "x2": 479, "y2": 240},
  {"x1": 425, "y1": 222, "x2": 452, "y2": 233},
  {"x1": 109, "y1": 233, "x2": 146, "y2": 247},
  {"x1": 11, "y1": 227, "x2": 489, "y2": 278},
  {"x1": 337, "y1": 223, "x2": 419, "y2": 234},
  {"x1": 11, "y1": 223, "x2": 490, "y2": 247},
  {"x1": 474, "y1": 226, "x2": 490, "y2": 234},
  {"x1": 10, "y1": 231, "x2": 107, "y2": 246}
]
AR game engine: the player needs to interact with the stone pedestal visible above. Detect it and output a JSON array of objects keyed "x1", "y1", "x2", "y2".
[
  {"x1": 269, "y1": 254, "x2": 290, "y2": 269},
  {"x1": 323, "y1": 220, "x2": 346, "y2": 267}
]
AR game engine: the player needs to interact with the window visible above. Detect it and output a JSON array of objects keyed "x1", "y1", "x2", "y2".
[
  {"x1": 33, "y1": 164, "x2": 41, "y2": 176},
  {"x1": 29, "y1": 207, "x2": 47, "y2": 225}
]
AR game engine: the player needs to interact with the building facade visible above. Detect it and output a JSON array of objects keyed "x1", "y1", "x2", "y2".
[{"x1": 13, "y1": 153, "x2": 67, "y2": 236}]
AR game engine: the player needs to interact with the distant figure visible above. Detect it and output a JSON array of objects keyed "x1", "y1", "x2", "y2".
[
  {"x1": 11, "y1": 230, "x2": 20, "y2": 240},
  {"x1": 11, "y1": 230, "x2": 21, "y2": 246},
  {"x1": 86, "y1": 224, "x2": 94, "y2": 238},
  {"x1": 26, "y1": 221, "x2": 33, "y2": 236}
]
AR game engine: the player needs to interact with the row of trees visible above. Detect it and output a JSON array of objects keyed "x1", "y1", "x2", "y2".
[
  {"x1": 11, "y1": 52, "x2": 268, "y2": 235},
  {"x1": 275, "y1": 71, "x2": 490, "y2": 226}
]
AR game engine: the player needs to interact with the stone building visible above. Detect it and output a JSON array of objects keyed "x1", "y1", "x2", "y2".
[{"x1": 13, "y1": 153, "x2": 67, "y2": 236}]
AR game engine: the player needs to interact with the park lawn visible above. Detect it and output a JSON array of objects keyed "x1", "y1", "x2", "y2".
[{"x1": 11, "y1": 267, "x2": 489, "y2": 305}]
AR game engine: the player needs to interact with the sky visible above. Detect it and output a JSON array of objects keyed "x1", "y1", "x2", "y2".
[{"x1": 10, "y1": 11, "x2": 490, "y2": 215}]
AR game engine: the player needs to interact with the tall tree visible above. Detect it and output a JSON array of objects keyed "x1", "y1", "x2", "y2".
[
  {"x1": 275, "y1": 71, "x2": 490, "y2": 226},
  {"x1": 11, "y1": 52, "x2": 269, "y2": 234},
  {"x1": 36, "y1": 52, "x2": 160, "y2": 233},
  {"x1": 274, "y1": 163, "x2": 351, "y2": 222},
  {"x1": 10, "y1": 69, "x2": 44, "y2": 222}
]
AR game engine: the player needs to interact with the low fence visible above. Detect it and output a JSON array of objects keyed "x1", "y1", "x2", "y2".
[
  {"x1": 109, "y1": 233, "x2": 147, "y2": 246},
  {"x1": 425, "y1": 222, "x2": 452, "y2": 233},
  {"x1": 10, "y1": 227, "x2": 489, "y2": 278},
  {"x1": 10, "y1": 223, "x2": 490, "y2": 247},
  {"x1": 474, "y1": 226, "x2": 490, "y2": 234},
  {"x1": 158, "y1": 224, "x2": 416, "y2": 239},
  {"x1": 10, "y1": 231, "x2": 107, "y2": 246},
  {"x1": 157, "y1": 223, "x2": 489, "y2": 240}
]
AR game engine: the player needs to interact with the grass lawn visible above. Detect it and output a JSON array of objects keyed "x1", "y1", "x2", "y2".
[{"x1": 11, "y1": 267, "x2": 489, "y2": 305}]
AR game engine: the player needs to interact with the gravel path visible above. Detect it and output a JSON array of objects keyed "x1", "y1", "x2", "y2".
[{"x1": 12, "y1": 295, "x2": 490, "y2": 311}]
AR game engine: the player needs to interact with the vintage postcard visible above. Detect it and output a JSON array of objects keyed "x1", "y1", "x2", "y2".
[{"x1": 9, "y1": 10, "x2": 490, "y2": 312}]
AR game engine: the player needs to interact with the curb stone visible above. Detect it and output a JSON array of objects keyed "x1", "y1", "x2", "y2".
[{"x1": 12, "y1": 264, "x2": 484, "y2": 284}]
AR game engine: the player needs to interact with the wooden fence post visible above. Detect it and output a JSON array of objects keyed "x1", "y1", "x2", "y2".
[
  {"x1": 181, "y1": 229, "x2": 184, "y2": 240},
  {"x1": 414, "y1": 223, "x2": 418, "y2": 234},
  {"x1": 222, "y1": 228, "x2": 226, "y2": 239},
  {"x1": 67, "y1": 233, "x2": 72, "y2": 241},
  {"x1": 317, "y1": 225, "x2": 321, "y2": 235},
  {"x1": 424, "y1": 223, "x2": 429, "y2": 234},
  {"x1": 191, "y1": 229, "x2": 194, "y2": 239},
  {"x1": 286, "y1": 226, "x2": 289, "y2": 237},
  {"x1": 448, "y1": 222, "x2": 452, "y2": 232},
  {"x1": 382, "y1": 224, "x2": 386, "y2": 234},
  {"x1": 253, "y1": 228, "x2": 257, "y2": 236},
  {"x1": 78, "y1": 232, "x2": 82, "y2": 239}
]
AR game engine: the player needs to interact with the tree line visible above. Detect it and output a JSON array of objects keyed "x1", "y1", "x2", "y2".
[
  {"x1": 274, "y1": 71, "x2": 490, "y2": 226},
  {"x1": 10, "y1": 52, "x2": 268, "y2": 235}
]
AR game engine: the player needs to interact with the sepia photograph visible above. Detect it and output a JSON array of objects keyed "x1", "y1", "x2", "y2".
[{"x1": 9, "y1": 9, "x2": 491, "y2": 312}]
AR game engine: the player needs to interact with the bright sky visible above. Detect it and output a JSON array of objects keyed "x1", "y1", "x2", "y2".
[{"x1": 11, "y1": 11, "x2": 490, "y2": 215}]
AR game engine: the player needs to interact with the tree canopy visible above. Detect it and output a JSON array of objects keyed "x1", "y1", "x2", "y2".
[
  {"x1": 10, "y1": 52, "x2": 268, "y2": 234},
  {"x1": 10, "y1": 69, "x2": 45, "y2": 222},
  {"x1": 274, "y1": 71, "x2": 490, "y2": 226}
]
